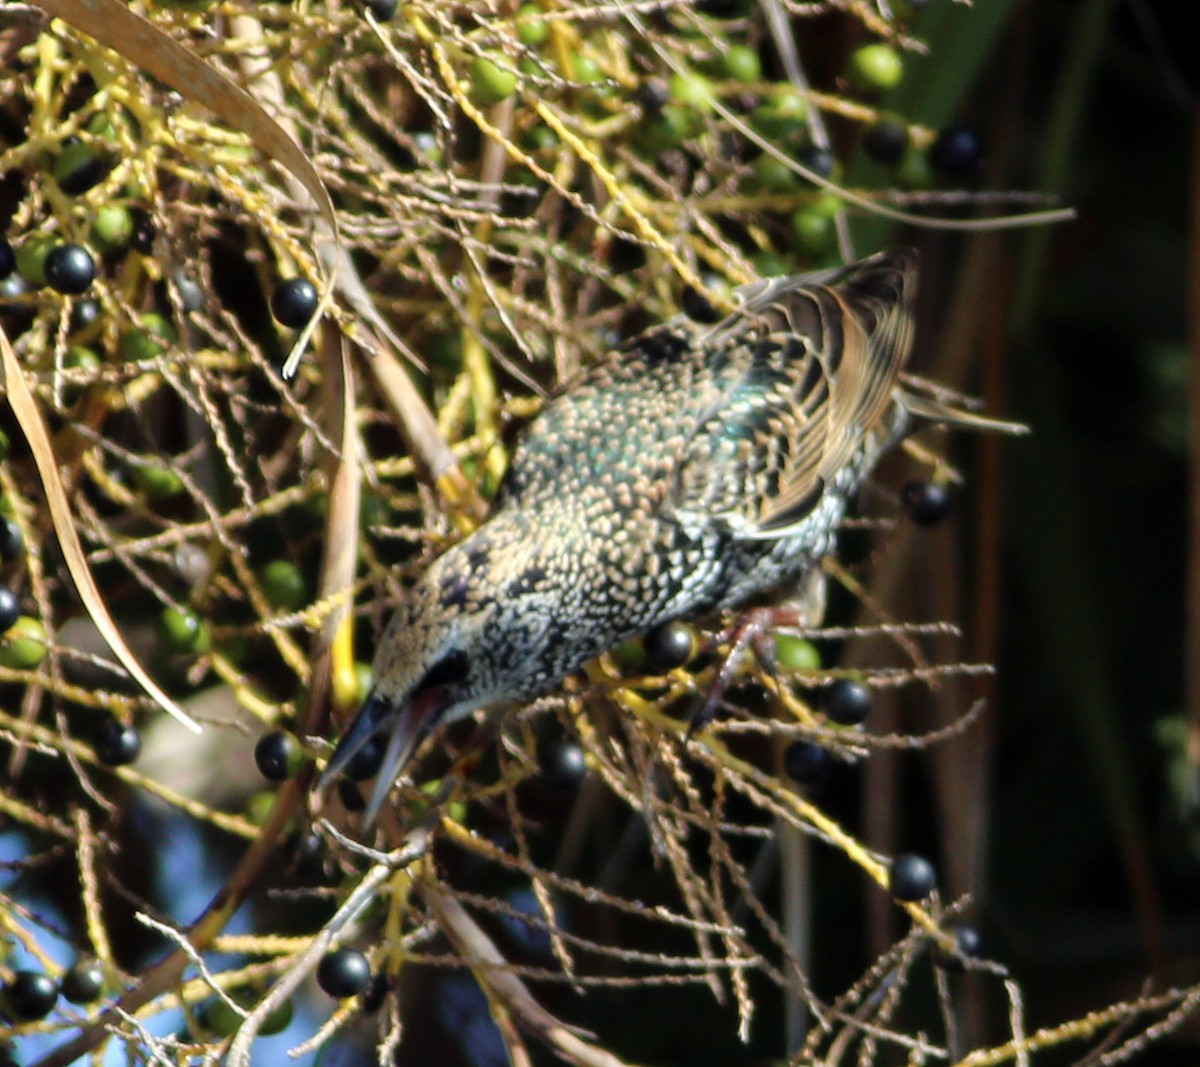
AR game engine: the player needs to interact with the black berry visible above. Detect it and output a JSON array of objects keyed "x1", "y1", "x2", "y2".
[
  {"x1": 129, "y1": 210, "x2": 156, "y2": 254},
  {"x1": 0, "y1": 237, "x2": 14, "y2": 280},
  {"x1": 271, "y1": 278, "x2": 318, "y2": 328},
  {"x1": 44, "y1": 244, "x2": 96, "y2": 296},
  {"x1": 0, "y1": 588, "x2": 20, "y2": 635},
  {"x1": 92, "y1": 716, "x2": 142, "y2": 766},
  {"x1": 3, "y1": 969, "x2": 59, "y2": 1020},
  {"x1": 798, "y1": 143, "x2": 836, "y2": 179},
  {"x1": 823, "y1": 678, "x2": 871, "y2": 725},
  {"x1": 936, "y1": 924, "x2": 983, "y2": 971},
  {"x1": 636, "y1": 78, "x2": 671, "y2": 114},
  {"x1": 929, "y1": 126, "x2": 983, "y2": 177},
  {"x1": 283, "y1": 829, "x2": 328, "y2": 881},
  {"x1": 0, "y1": 518, "x2": 24, "y2": 561},
  {"x1": 60, "y1": 960, "x2": 105, "y2": 1004},
  {"x1": 316, "y1": 948, "x2": 372, "y2": 999},
  {"x1": 782, "y1": 739, "x2": 832, "y2": 786},
  {"x1": 52, "y1": 141, "x2": 109, "y2": 196},
  {"x1": 344, "y1": 734, "x2": 386, "y2": 781},
  {"x1": 902, "y1": 480, "x2": 953, "y2": 525},
  {"x1": 862, "y1": 118, "x2": 909, "y2": 164},
  {"x1": 643, "y1": 620, "x2": 698, "y2": 671},
  {"x1": 1, "y1": 273, "x2": 30, "y2": 301},
  {"x1": 540, "y1": 739, "x2": 587, "y2": 790},
  {"x1": 889, "y1": 853, "x2": 936, "y2": 901},
  {"x1": 254, "y1": 730, "x2": 302, "y2": 781},
  {"x1": 68, "y1": 297, "x2": 102, "y2": 334},
  {"x1": 366, "y1": 0, "x2": 397, "y2": 18}
]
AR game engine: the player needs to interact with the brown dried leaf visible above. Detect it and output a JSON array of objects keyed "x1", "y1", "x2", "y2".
[{"x1": 0, "y1": 325, "x2": 200, "y2": 732}]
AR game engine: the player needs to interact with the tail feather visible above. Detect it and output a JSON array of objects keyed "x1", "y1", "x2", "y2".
[{"x1": 901, "y1": 391, "x2": 1029, "y2": 435}]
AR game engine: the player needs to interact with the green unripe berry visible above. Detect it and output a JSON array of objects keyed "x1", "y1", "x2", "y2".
[
  {"x1": 722, "y1": 44, "x2": 762, "y2": 83},
  {"x1": 0, "y1": 615, "x2": 48, "y2": 669},
  {"x1": 259, "y1": 560, "x2": 309, "y2": 612},
  {"x1": 65, "y1": 345, "x2": 101, "y2": 371},
  {"x1": 133, "y1": 463, "x2": 185, "y2": 500},
  {"x1": 470, "y1": 54, "x2": 518, "y2": 105},
  {"x1": 516, "y1": 5, "x2": 549, "y2": 46},
  {"x1": 635, "y1": 105, "x2": 703, "y2": 153},
  {"x1": 158, "y1": 606, "x2": 211, "y2": 655},
  {"x1": 669, "y1": 70, "x2": 716, "y2": 112},
  {"x1": 570, "y1": 54, "x2": 604, "y2": 86},
  {"x1": 751, "y1": 86, "x2": 808, "y2": 139},
  {"x1": 789, "y1": 206, "x2": 835, "y2": 255},
  {"x1": 15, "y1": 236, "x2": 56, "y2": 287},
  {"x1": 774, "y1": 634, "x2": 821, "y2": 671},
  {"x1": 749, "y1": 154, "x2": 799, "y2": 193},
  {"x1": 92, "y1": 204, "x2": 134, "y2": 250},
  {"x1": 849, "y1": 43, "x2": 904, "y2": 91},
  {"x1": 119, "y1": 312, "x2": 177, "y2": 360}
]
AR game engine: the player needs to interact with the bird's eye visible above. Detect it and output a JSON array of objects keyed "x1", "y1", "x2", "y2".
[{"x1": 420, "y1": 648, "x2": 469, "y2": 691}]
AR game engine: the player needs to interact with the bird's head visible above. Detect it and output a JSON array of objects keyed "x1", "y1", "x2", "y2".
[{"x1": 318, "y1": 520, "x2": 561, "y2": 823}]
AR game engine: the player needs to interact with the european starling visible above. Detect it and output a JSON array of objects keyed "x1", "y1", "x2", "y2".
[{"x1": 321, "y1": 248, "x2": 1022, "y2": 821}]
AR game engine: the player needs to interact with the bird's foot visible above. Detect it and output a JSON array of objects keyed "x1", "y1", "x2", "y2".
[{"x1": 687, "y1": 606, "x2": 803, "y2": 737}]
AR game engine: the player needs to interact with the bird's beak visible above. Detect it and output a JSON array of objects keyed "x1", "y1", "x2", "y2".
[{"x1": 318, "y1": 685, "x2": 448, "y2": 827}]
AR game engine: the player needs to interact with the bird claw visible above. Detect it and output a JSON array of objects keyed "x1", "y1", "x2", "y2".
[{"x1": 687, "y1": 607, "x2": 801, "y2": 737}]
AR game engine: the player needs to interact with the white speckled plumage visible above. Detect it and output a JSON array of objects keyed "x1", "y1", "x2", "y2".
[{"x1": 321, "y1": 248, "x2": 1005, "y2": 822}]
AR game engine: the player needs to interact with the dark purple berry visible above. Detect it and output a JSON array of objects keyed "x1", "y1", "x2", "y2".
[
  {"x1": 540, "y1": 739, "x2": 586, "y2": 789},
  {"x1": 283, "y1": 829, "x2": 328, "y2": 880},
  {"x1": 68, "y1": 297, "x2": 102, "y2": 334},
  {"x1": 271, "y1": 278, "x2": 318, "y2": 328},
  {"x1": 636, "y1": 78, "x2": 670, "y2": 115},
  {"x1": 254, "y1": 730, "x2": 302, "y2": 781},
  {"x1": 890, "y1": 853, "x2": 936, "y2": 901},
  {"x1": 0, "y1": 588, "x2": 20, "y2": 635},
  {"x1": 3, "y1": 969, "x2": 59, "y2": 1020},
  {"x1": 0, "y1": 237, "x2": 14, "y2": 280},
  {"x1": 862, "y1": 118, "x2": 909, "y2": 164},
  {"x1": 798, "y1": 143, "x2": 836, "y2": 179},
  {"x1": 130, "y1": 210, "x2": 156, "y2": 254},
  {"x1": 344, "y1": 734, "x2": 386, "y2": 781},
  {"x1": 936, "y1": 924, "x2": 983, "y2": 971},
  {"x1": 52, "y1": 141, "x2": 109, "y2": 196},
  {"x1": 44, "y1": 244, "x2": 96, "y2": 296},
  {"x1": 366, "y1": 0, "x2": 397, "y2": 18},
  {"x1": 316, "y1": 948, "x2": 371, "y2": 998},
  {"x1": 823, "y1": 678, "x2": 871, "y2": 725},
  {"x1": 60, "y1": 960, "x2": 105, "y2": 1004},
  {"x1": 929, "y1": 126, "x2": 983, "y2": 177},
  {"x1": 92, "y1": 716, "x2": 142, "y2": 766},
  {"x1": 643, "y1": 620, "x2": 698, "y2": 671},
  {"x1": 902, "y1": 480, "x2": 954, "y2": 525},
  {"x1": 782, "y1": 740, "x2": 832, "y2": 786}
]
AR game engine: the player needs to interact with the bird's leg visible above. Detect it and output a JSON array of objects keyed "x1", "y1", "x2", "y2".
[
  {"x1": 688, "y1": 606, "x2": 801, "y2": 736},
  {"x1": 688, "y1": 569, "x2": 827, "y2": 736}
]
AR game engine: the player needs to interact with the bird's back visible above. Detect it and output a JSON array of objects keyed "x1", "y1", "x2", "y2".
[{"x1": 497, "y1": 249, "x2": 917, "y2": 546}]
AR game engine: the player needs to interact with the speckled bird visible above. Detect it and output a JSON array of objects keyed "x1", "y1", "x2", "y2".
[{"x1": 320, "y1": 248, "x2": 1020, "y2": 821}]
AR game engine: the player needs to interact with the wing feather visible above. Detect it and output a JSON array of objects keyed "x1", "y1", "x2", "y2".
[{"x1": 670, "y1": 248, "x2": 917, "y2": 539}]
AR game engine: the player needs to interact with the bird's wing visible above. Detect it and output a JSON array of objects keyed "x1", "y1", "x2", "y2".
[{"x1": 669, "y1": 248, "x2": 917, "y2": 540}]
